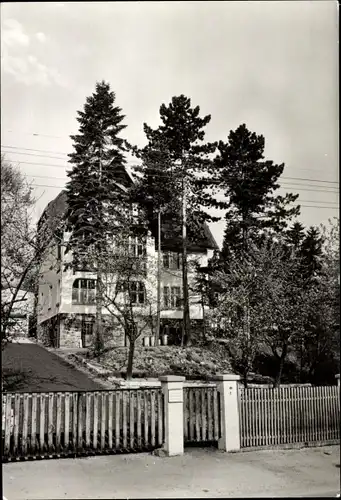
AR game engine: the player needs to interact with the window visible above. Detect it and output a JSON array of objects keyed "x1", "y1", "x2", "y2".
[
  {"x1": 82, "y1": 320, "x2": 94, "y2": 337},
  {"x1": 163, "y1": 286, "x2": 182, "y2": 308},
  {"x1": 163, "y1": 252, "x2": 182, "y2": 270},
  {"x1": 116, "y1": 281, "x2": 145, "y2": 304},
  {"x1": 129, "y1": 236, "x2": 146, "y2": 257},
  {"x1": 81, "y1": 316, "x2": 95, "y2": 347},
  {"x1": 72, "y1": 279, "x2": 96, "y2": 305},
  {"x1": 129, "y1": 281, "x2": 145, "y2": 305}
]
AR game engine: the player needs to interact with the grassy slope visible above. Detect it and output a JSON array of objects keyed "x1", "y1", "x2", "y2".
[{"x1": 85, "y1": 344, "x2": 235, "y2": 380}]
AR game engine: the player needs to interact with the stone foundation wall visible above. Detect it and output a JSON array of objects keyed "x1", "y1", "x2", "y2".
[
  {"x1": 60, "y1": 315, "x2": 81, "y2": 348},
  {"x1": 37, "y1": 315, "x2": 60, "y2": 347},
  {"x1": 59, "y1": 314, "x2": 128, "y2": 349},
  {"x1": 37, "y1": 322, "x2": 51, "y2": 347}
]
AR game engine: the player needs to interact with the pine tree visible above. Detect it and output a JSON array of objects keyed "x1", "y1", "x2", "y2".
[
  {"x1": 65, "y1": 81, "x2": 128, "y2": 354},
  {"x1": 129, "y1": 135, "x2": 178, "y2": 230},
  {"x1": 285, "y1": 221, "x2": 306, "y2": 249},
  {"x1": 217, "y1": 124, "x2": 300, "y2": 265},
  {"x1": 131, "y1": 95, "x2": 217, "y2": 345},
  {"x1": 300, "y1": 226, "x2": 324, "y2": 280}
]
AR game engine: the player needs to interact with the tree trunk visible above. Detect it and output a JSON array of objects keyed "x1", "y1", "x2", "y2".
[
  {"x1": 94, "y1": 261, "x2": 103, "y2": 356},
  {"x1": 273, "y1": 343, "x2": 288, "y2": 388},
  {"x1": 299, "y1": 341, "x2": 303, "y2": 383},
  {"x1": 126, "y1": 335, "x2": 135, "y2": 381},
  {"x1": 201, "y1": 292, "x2": 206, "y2": 343},
  {"x1": 2, "y1": 255, "x2": 36, "y2": 348},
  {"x1": 155, "y1": 209, "x2": 161, "y2": 345},
  {"x1": 308, "y1": 361, "x2": 317, "y2": 383},
  {"x1": 243, "y1": 367, "x2": 249, "y2": 388}
]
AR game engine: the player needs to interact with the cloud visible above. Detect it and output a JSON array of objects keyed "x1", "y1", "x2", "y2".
[
  {"x1": 2, "y1": 19, "x2": 30, "y2": 47},
  {"x1": 1, "y1": 19, "x2": 67, "y2": 87},
  {"x1": 35, "y1": 32, "x2": 47, "y2": 43},
  {"x1": 3, "y1": 53, "x2": 68, "y2": 87}
]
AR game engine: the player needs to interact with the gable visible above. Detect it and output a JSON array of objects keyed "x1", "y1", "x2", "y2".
[{"x1": 38, "y1": 164, "x2": 218, "y2": 252}]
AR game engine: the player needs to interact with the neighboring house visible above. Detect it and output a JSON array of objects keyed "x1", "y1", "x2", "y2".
[
  {"x1": 1, "y1": 288, "x2": 35, "y2": 339},
  {"x1": 36, "y1": 165, "x2": 218, "y2": 349}
]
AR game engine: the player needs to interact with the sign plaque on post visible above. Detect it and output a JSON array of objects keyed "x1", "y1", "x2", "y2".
[{"x1": 168, "y1": 388, "x2": 183, "y2": 403}]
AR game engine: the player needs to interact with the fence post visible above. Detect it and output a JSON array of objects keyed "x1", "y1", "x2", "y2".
[
  {"x1": 211, "y1": 374, "x2": 241, "y2": 452},
  {"x1": 159, "y1": 375, "x2": 185, "y2": 456},
  {"x1": 336, "y1": 374, "x2": 340, "y2": 388}
]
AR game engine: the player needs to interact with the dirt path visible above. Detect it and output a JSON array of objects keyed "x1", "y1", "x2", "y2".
[{"x1": 2, "y1": 343, "x2": 105, "y2": 392}]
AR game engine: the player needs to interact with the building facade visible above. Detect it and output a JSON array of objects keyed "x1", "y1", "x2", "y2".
[{"x1": 36, "y1": 172, "x2": 218, "y2": 349}]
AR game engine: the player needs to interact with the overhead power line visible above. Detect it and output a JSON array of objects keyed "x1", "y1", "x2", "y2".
[
  {"x1": 27, "y1": 182, "x2": 340, "y2": 208},
  {"x1": 299, "y1": 199, "x2": 339, "y2": 205},
  {"x1": 2, "y1": 144, "x2": 339, "y2": 182},
  {"x1": 2, "y1": 145, "x2": 68, "y2": 156},
  {"x1": 30, "y1": 184, "x2": 65, "y2": 189},
  {"x1": 25, "y1": 174, "x2": 67, "y2": 181},
  {"x1": 296, "y1": 205, "x2": 339, "y2": 210},
  {"x1": 19, "y1": 170, "x2": 340, "y2": 191},
  {"x1": 1, "y1": 150, "x2": 68, "y2": 161},
  {"x1": 281, "y1": 176, "x2": 338, "y2": 185},
  {"x1": 18, "y1": 171, "x2": 339, "y2": 196},
  {"x1": 10, "y1": 159, "x2": 339, "y2": 185},
  {"x1": 279, "y1": 182, "x2": 338, "y2": 192},
  {"x1": 2, "y1": 157, "x2": 139, "y2": 168},
  {"x1": 5, "y1": 130, "x2": 64, "y2": 139},
  {"x1": 5, "y1": 160, "x2": 69, "y2": 168}
]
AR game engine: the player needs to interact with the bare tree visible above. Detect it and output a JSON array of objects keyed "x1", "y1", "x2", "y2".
[
  {"x1": 1, "y1": 155, "x2": 63, "y2": 348},
  {"x1": 210, "y1": 237, "x2": 311, "y2": 387},
  {"x1": 301, "y1": 219, "x2": 340, "y2": 382},
  {"x1": 86, "y1": 230, "x2": 159, "y2": 380}
]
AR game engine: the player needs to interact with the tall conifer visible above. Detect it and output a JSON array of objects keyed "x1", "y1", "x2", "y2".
[
  {"x1": 65, "y1": 81, "x2": 128, "y2": 353},
  {"x1": 131, "y1": 95, "x2": 217, "y2": 345},
  {"x1": 217, "y1": 124, "x2": 300, "y2": 265}
]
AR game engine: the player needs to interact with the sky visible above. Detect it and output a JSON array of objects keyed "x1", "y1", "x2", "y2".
[{"x1": 1, "y1": 1, "x2": 339, "y2": 248}]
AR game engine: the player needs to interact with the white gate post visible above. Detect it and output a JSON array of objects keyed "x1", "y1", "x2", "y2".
[
  {"x1": 212, "y1": 374, "x2": 241, "y2": 452},
  {"x1": 159, "y1": 375, "x2": 185, "y2": 456},
  {"x1": 336, "y1": 374, "x2": 340, "y2": 387}
]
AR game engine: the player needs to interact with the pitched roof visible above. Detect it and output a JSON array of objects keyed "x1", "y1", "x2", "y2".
[
  {"x1": 153, "y1": 214, "x2": 218, "y2": 251},
  {"x1": 39, "y1": 166, "x2": 218, "y2": 251}
]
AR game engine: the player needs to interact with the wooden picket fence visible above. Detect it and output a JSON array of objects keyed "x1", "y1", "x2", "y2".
[
  {"x1": 2, "y1": 388, "x2": 164, "y2": 461},
  {"x1": 239, "y1": 385, "x2": 340, "y2": 449},
  {"x1": 183, "y1": 385, "x2": 221, "y2": 444}
]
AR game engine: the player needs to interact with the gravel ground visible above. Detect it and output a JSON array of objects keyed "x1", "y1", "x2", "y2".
[
  {"x1": 3, "y1": 445, "x2": 340, "y2": 499},
  {"x1": 2, "y1": 343, "x2": 105, "y2": 392}
]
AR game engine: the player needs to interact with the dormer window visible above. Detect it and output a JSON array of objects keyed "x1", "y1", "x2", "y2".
[{"x1": 163, "y1": 252, "x2": 182, "y2": 270}]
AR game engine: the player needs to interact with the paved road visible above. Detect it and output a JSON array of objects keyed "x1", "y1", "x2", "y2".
[
  {"x1": 3, "y1": 446, "x2": 340, "y2": 499},
  {"x1": 2, "y1": 343, "x2": 104, "y2": 392}
]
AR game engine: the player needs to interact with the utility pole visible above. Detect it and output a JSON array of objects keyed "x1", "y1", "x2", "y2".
[
  {"x1": 181, "y1": 171, "x2": 191, "y2": 346},
  {"x1": 155, "y1": 208, "x2": 161, "y2": 345}
]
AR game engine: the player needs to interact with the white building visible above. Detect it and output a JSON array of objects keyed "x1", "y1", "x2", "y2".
[{"x1": 36, "y1": 167, "x2": 218, "y2": 349}]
